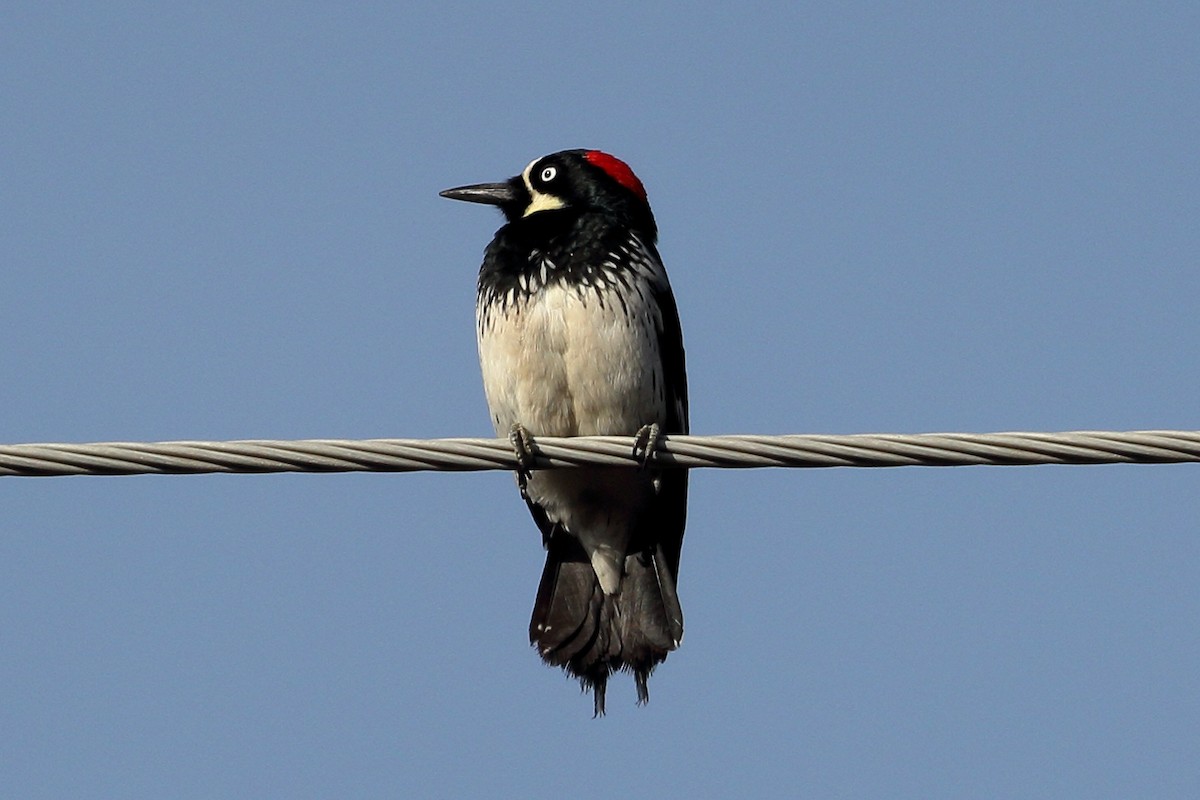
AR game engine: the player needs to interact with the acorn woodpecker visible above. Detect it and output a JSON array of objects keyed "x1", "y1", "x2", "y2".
[{"x1": 441, "y1": 150, "x2": 688, "y2": 714}]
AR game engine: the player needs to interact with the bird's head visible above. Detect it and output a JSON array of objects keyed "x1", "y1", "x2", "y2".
[{"x1": 440, "y1": 149, "x2": 656, "y2": 239}]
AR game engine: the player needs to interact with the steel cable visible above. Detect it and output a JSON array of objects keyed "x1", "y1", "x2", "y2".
[{"x1": 2, "y1": 430, "x2": 1198, "y2": 478}]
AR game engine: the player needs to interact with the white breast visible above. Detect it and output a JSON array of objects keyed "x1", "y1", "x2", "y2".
[{"x1": 477, "y1": 275, "x2": 665, "y2": 438}]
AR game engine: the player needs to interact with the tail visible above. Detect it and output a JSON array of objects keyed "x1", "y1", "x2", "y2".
[{"x1": 530, "y1": 533, "x2": 684, "y2": 716}]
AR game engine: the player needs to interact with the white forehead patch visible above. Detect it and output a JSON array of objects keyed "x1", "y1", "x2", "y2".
[{"x1": 521, "y1": 158, "x2": 567, "y2": 217}]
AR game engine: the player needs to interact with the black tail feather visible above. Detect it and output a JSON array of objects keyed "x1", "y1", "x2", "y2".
[{"x1": 529, "y1": 533, "x2": 683, "y2": 715}]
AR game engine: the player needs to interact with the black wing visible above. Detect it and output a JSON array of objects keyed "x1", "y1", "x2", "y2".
[{"x1": 642, "y1": 274, "x2": 688, "y2": 583}]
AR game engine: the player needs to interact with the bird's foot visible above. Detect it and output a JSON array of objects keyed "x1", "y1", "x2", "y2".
[
  {"x1": 509, "y1": 422, "x2": 536, "y2": 493},
  {"x1": 632, "y1": 422, "x2": 661, "y2": 470}
]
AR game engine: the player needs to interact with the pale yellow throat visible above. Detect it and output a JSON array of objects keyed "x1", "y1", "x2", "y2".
[{"x1": 522, "y1": 191, "x2": 566, "y2": 217}]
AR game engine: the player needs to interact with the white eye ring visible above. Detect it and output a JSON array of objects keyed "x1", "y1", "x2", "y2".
[{"x1": 540, "y1": 166, "x2": 557, "y2": 182}]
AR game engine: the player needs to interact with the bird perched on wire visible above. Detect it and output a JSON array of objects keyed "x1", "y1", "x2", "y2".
[{"x1": 441, "y1": 150, "x2": 689, "y2": 715}]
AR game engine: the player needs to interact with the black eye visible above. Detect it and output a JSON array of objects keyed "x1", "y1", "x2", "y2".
[{"x1": 539, "y1": 166, "x2": 557, "y2": 183}]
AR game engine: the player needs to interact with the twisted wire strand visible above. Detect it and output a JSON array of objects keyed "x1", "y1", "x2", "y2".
[{"x1": 1, "y1": 430, "x2": 1198, "y2": 478}]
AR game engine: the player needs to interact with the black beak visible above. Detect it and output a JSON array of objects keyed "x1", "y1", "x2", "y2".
[{"x1": 439, "y1": 182, "x2": 518, "y2": 206}]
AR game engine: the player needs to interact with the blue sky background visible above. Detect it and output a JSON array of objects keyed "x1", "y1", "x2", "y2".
[{"x1": 3, "y1": 2, "x2": 1198, "y2": 796}]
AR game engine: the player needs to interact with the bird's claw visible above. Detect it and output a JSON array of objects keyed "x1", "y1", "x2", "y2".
[
  {"x1": 509, "y1": 422, "x2": 536, "y2": 492},
  {"x1": 632, "y1": 423, "x2": 661, "y2": 470}
]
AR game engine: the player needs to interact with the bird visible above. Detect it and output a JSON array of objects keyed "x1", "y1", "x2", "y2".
[{"x1": 440, "y1": 149, "x2": 689, "y2": 714}]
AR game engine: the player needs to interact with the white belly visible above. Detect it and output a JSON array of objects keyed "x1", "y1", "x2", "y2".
[{"x1": 477, "y1": 280, "x2": 664, "y2": 438}]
